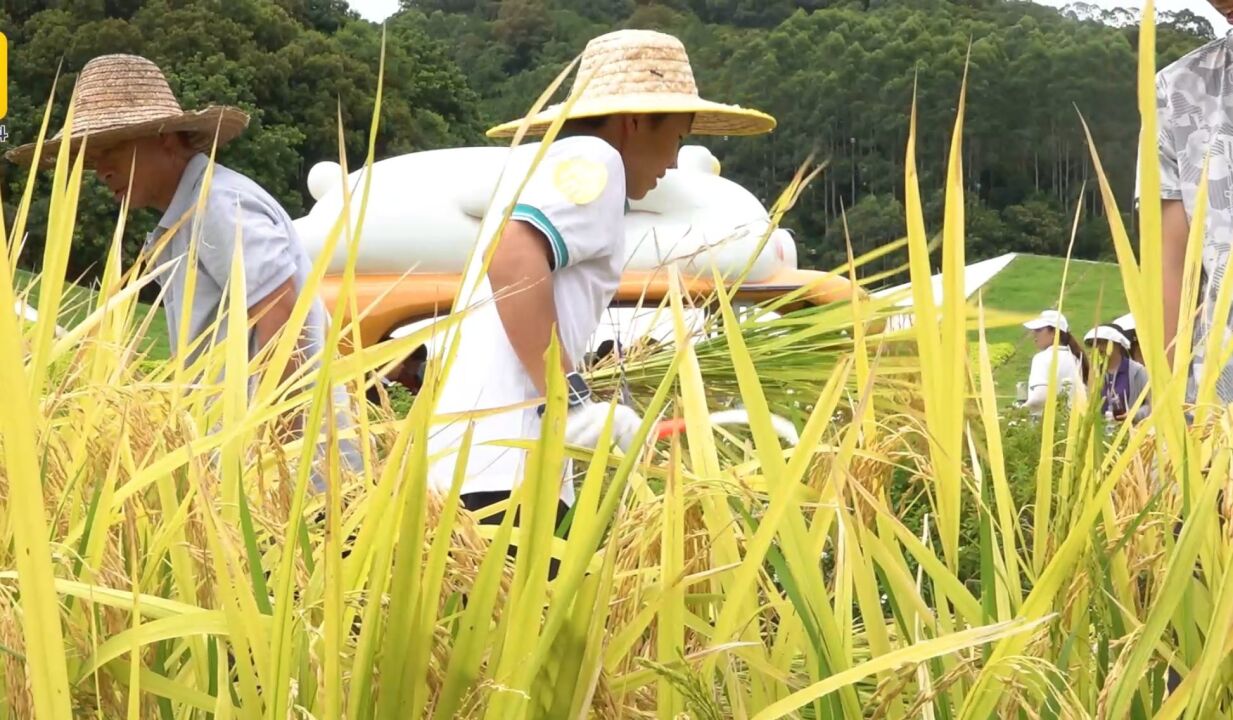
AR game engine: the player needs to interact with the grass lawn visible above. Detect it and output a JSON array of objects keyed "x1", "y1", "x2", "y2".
[
  {"x1": 975, "y1": 254, "x2": 1129, "y2": 399},
  {"x1": 15, "y1": 268, "x2": 170, "y2": 359}
]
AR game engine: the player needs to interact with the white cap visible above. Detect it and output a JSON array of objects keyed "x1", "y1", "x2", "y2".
[
  {"x1": 1024, "y1": 309, "x2": 1069, "y2": 334},
  {"x1": 1113, "y1": 312, "x2": 1135, "y2": 332},
  {"x1": 1084, "y1": 324, "x2": 1131, "y2": 350}
]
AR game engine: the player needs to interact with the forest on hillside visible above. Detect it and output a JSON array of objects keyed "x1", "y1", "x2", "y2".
[{"x1": 0, "y1": 0, "x2": 1217, "y2": 281}]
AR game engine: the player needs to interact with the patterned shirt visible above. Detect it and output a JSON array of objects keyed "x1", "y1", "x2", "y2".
[{"x1": 1149, "y1": 32, "x2": 1233, "y2": 401}]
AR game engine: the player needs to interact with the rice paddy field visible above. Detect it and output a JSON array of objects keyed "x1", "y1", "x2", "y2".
[{"x1": 5, "y1": 10, "x2": 1233, "y2": 720}]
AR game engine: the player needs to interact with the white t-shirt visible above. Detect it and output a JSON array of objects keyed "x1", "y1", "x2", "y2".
[
  {"x1": 427, "y1": 136, "x2": 627, "y2": 504},
  {"x1": 1027, "y1": 347, "x2": 1081, "y2": 395}
]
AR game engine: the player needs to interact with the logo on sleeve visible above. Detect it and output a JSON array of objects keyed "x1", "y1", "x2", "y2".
[{"x1": 553, "y1": 156, "x2": 608, "y2": 206}]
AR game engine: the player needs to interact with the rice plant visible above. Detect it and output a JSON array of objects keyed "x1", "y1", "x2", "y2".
[{"x1": 4, "y1": 3, "x2": 1233, "y2": 718}]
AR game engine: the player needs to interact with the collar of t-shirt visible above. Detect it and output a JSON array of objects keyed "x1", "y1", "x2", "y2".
[{"x1": 155, "y1": 153, "x2": 211, "y2": 237}]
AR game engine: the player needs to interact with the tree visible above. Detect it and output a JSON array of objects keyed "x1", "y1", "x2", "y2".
[
  {"x1": 573, "y1": 0, "x2": 635, "y2": 22},
  {"x1": 817, "y1": 194, "x2": 904, "y2": 269},
  {"x1": 0, "y1": 0, "x2": 1217, "y2": 283},
  {"x1": 1160, "y1": 9, "x2": 1214, "y2": 41},
  {"x1": 493, "y1": 0, "x2": 552, "y2": 72},
  {"x1": 282, "y1": 0, "x2": 360, "y2": 33},
  {"x1": 404, "y1": 0, "x2": 491, "y2": 14},
  {"x1": 3, "y1": 0, "x2": 482, "y2": 281},
  {"x1": 690, "y1": 0, "x2": 794, "y2": 27},
  {"x1": 1002, "y1": 197, "x2": 1070, "y2": 257}
]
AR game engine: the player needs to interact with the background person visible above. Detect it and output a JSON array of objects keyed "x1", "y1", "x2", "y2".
[
  {"x1": 1021, "y1": 310, "x2": 1087, "y2": 414},
  {"x1": 1085, "y1": 324, "x2": 1151, "y2": 423},
  {"x1": 5, "y1": 54, "x2": 362, "y2": 486},
  {"x1": 367, "y1": 343, "x2": 428, "y2": 406},
  {"x1": 1112, "y1": 312, "x2": 1144, "y2": 365}
]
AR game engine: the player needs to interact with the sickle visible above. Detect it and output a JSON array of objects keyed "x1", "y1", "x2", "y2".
[{"x1": 651, "y1": 410, "x2": 800, "y2": 446}]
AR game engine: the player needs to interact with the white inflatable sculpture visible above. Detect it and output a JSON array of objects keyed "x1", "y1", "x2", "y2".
[{"x1": 294, "y1": 144, "x2": 800, "y2": 284}]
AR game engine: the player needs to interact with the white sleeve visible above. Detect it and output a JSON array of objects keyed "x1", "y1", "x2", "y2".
[
  {"x1": 509, "y1": 138, "x2": 626, "y2": 270},
  {"x1": 1028, "y1": 351, "x2": 1049, "y2": 390},
  {"x1": 1024, "y1": 384, "x2": 1049, "y2": 413}
]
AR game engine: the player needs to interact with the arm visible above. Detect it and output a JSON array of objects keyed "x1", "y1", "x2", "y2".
[
  {"x1": 1023, "y1": 352, "x2": 1048, "y2": 412},
  {"x1": 250, "y1": 277, "x2": 300, "y2": 383},
  {"x1": 488, "y1": 220, "x2": 574, "y2": 397},
  {"x1": 1162, "y1": 198, "x2": 1189, "y2": 370},
  {"x1": 1023, "y1": 384, "x2": 1049, "y2": 413},
  {"x1": 196, "y1": 194, "x2": 303, "y2": 382},
  {"x1": 1132, "y1": 365, "x2": 1152, "y2": 423},
  {"x1": 1150, "y1": 70, "x2": 1186, "y2": 372},
  {"x1": 486, "y1": 140, "x2": 626, "y2": 398}
]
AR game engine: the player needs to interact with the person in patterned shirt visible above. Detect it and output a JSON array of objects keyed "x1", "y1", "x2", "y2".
[{"x1": 1150, "y1": 2, "x2": 1233, "y2": 403}]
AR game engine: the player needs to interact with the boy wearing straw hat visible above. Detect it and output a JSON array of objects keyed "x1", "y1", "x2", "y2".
[
  {"x1": 6, "y1": 53, "x2": 361, "y2": 484},
  {"x1": 427, "y1": 30, "x2": 774, "y2": 531}
]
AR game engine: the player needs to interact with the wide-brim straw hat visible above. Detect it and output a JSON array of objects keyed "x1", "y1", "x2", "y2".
[
  {"x1": 487, "y1": 29, "x2": 775, "y2": 139},
  {"x1": 6, "y1": 54, "x2": 249, "y2": 166}
]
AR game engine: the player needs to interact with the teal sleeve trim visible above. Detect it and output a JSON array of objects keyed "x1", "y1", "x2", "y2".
[{"x1": 511, "y1": 203, "x2": 569, "y2": 270}]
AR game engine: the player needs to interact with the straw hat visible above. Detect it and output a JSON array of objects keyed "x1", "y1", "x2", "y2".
[
  {"x1": 6, "y1": 54, "x2": 249, "y2": 166},
  {"x1": 486, "y1": 29, "x2": 775, "y2": 139}
]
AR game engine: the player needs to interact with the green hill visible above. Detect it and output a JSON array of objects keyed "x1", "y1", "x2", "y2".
[
  {"x1": 975, "y1": 254, "x2": 1129, "y2": 397},
  {"x1": 0, "y1": 1, "x2": 1213, "y2": 287}
]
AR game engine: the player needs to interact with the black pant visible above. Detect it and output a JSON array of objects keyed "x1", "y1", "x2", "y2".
[{"x1": 460, "y1": 491, "x2": 571, "y2": 580}]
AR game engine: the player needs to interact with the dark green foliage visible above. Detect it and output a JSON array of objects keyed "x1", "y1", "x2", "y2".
[
  {"x1": 0, "y1": 0, "x2": 1214, "y2": 291},
  {"x1": 2, "y1": 0, "x2": 483, "y2": 282},
  {"x1": 415, "y1": 0, "x2": 1210, "y2": 282},
  {"x1": 385, "y1": 382, "x2": 415, "y2": 417},
  {"x1": 889, "y1": 404, "x2": 1063, "y2": 587}
]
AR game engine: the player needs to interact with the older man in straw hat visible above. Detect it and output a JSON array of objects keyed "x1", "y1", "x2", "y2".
[
  {"x1": 6, "y1": 53, "x2": 361, "y2": 484},
  {"x1": 427, "y1": 29, "x2": 774, "y2": 542}
]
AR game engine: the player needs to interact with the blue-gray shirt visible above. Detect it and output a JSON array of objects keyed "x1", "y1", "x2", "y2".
[
  {"x1": 147, "y1": 153, "x2": 329, "y2": 364},
  {"x1": 147, "y1": 153, "x2": 360, "y2": 480}
]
